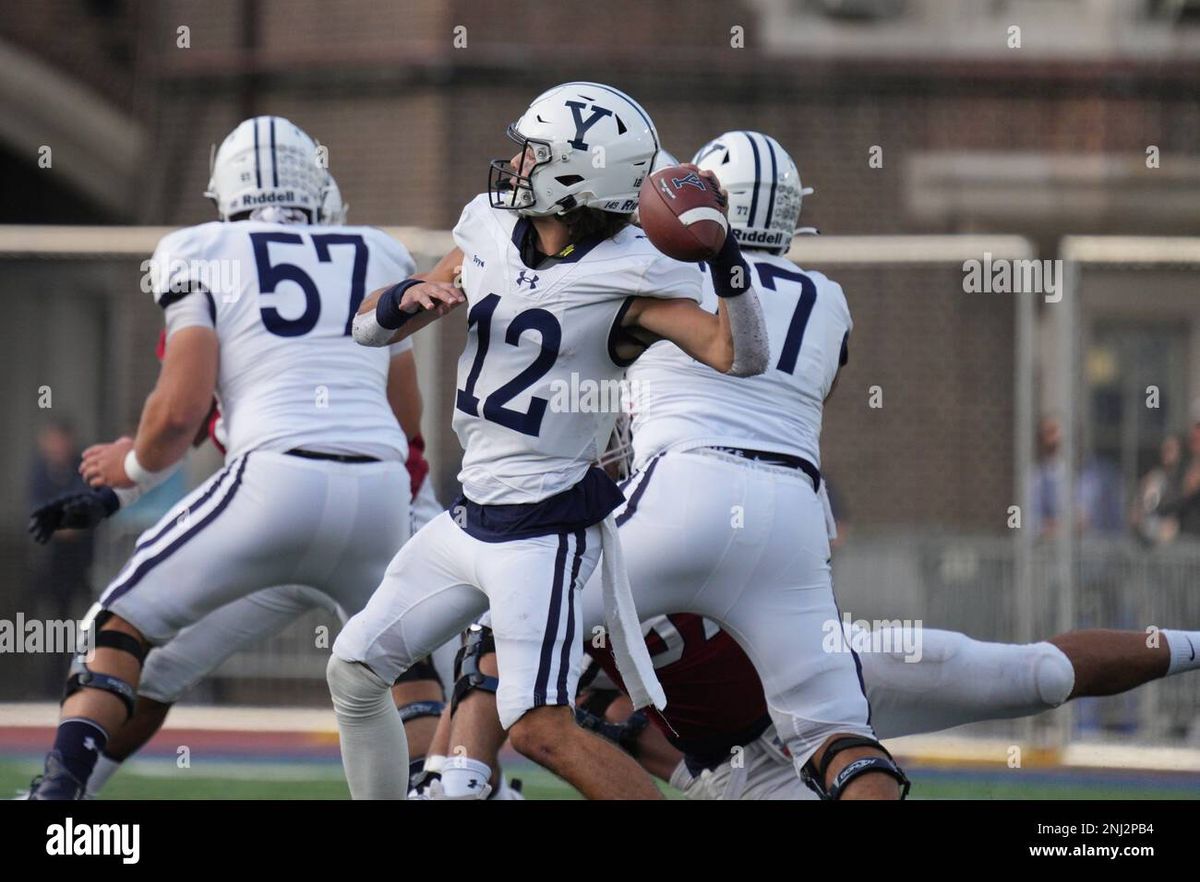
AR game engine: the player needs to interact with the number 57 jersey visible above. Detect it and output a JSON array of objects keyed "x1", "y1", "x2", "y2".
[
  {"x1": 451, "y1": 194, "x2": 701, "y2": 505},
  {"x1": 148, "y1": 220, "x2": 415, "y2": 461},
  {"x1": 627, "y1": 252, "x2": 852, "y2": 472}
]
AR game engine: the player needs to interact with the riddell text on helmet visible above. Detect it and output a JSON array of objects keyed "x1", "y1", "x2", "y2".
[
  {"x1": 733, "y1": 228, "x2": 789, "y2": 248},
  {"x1": 240, "y1": 190, "x2": 307, "y2": 206}
]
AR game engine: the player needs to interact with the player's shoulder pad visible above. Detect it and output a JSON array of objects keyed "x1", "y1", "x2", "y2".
[
  {"x1": 355, "y1": 225, "x2": 417, "y2": 276},
  {"x1": 791, "y1": 262, "x2": 850, "y2": 319},
  {"x1": 145, "y1": 221, "x2": 227, "y2": 306},
  {"x1": 602, "y1": 227, "x2": 703, "y2": 303},
  {"x1": 453, "y1": 193, "x2": 515, "y2": 252}
]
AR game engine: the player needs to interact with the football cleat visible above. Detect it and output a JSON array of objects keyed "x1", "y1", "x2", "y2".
[{"x1": 24, "y1": 751, "x2": 86, "y2": 800}]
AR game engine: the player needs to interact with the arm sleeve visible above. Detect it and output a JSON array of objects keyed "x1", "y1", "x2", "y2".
[
  {"x1": 365, "y1": 230, "x2": 419, "y2": 354},
  {"x1": 163, "y1": 293, "x2": 216, "y2": 338}
]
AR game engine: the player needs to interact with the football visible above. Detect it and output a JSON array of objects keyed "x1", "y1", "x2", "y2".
[{"x1": 638, "y1": 164, "x2": 729, "y2": 262}]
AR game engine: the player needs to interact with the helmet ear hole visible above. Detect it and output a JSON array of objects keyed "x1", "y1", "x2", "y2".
[{"x1": 555, "y1": 174, "x2": 584, "y2": 186}]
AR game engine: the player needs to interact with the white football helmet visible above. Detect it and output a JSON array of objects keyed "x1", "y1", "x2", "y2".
[
  {"x1": 489, "y1": 82, "x2": 659, "y2": 217},
  {"x1": 319, "y1": 175, "x2": 348, "y2": 225},
  {"x1": 205, "y1": 116, "x2": 327, "y2": 221},
  {"x1": 692, "y1": 131, "x2": 814, "y2": 255}
]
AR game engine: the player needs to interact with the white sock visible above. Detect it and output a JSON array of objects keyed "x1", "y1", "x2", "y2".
[
  {"x1": 327, "y1": 656, "x2": 410, "y2": 799},
  {"x1": 1161, "y1": 630, "x2": 1200, "y2": 676},
  {"x1": 85, "y1": 754, "x2": 122, "y2": 798},
  {"x1": 440, "y1": 757, "x2": 492, "y2": 799}
]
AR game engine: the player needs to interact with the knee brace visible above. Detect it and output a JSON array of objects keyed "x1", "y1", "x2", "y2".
[
  {"x1": 62, "y1": 627, "x2": 148, "y2": 721},
  {"x1": 398, "y1": 700, "x2": 446, "y2": 725},
  {"x1": 451, "y1": 625, "x2": 499, "y2": 715},
  {"x1": 394, "y1": 656, "x2": 444, "y2": 695},
  {"x1": 801, "y1": 736, "x2": 911, "y2": 800}
]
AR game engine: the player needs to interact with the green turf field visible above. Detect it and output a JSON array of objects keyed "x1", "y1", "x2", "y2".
[{"x1": 4, "y1": 759, "x2": 1195, "y2": 799}]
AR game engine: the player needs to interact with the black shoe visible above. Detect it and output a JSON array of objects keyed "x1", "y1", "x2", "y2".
[{"x1": 26, "y1": 751, "x2": 86, "y2": 800}]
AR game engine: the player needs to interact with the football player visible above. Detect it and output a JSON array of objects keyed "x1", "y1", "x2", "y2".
[
  {"x1": 422, "y1": 132, "x2": 904, "y2": 800},
  {"x1": 583, "y1": 611, "x2": 1200, "y2": 798},
  {"x1": 24, "y1": 118, "x2": 421, "y2": 799},
  {"x1": 563, "y1": 130, "x2": 903, "y2": 798},
  {"x1": 327, "y1": 82, "x2": 770, "y2": 799},
  {"x1": 31, "y1": 174, "x2": 453, "y2": 799}
]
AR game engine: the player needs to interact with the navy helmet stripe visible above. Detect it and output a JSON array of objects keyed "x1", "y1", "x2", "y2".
[
  {"x1": 131, "y1": 462, "x2": 233, "y2": 555},
  {"x1": 533, "y1": 533, "x2": 571, "y2": 705},
  {"x1": 555, "y1": 528, "x2": 586, "y2": 703},
  {"x1": 269, "y1": 117, "x2": 279, "y2": 188},
  {"x1": 741, "y1": 132, "x2": 762, "y2": 229},
  {"x1": 253, "y1": 119, "x2": 262, "y2": 189},
  {"x1": 762, "y1": 134, "x2": 779, "y2": 231},
  {"x1": 102, "y1": 456, "x2": 249, "y2": 606}
]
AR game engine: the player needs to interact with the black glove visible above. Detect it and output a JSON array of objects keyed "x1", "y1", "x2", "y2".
[{"x1": 28, "y1": 487, "x2": 120, "y2": 544}]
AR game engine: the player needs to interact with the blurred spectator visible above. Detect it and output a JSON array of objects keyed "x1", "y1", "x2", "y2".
[
  {"x1": 1133, "y1": 434, "x2": 1183, "y2": 546},
  {"x1": 1156, "y1": 415, "x2": 1200, "y2": 541},
  {"x1": 26, "y1": 420, "x2": 95, "y2": 622},
  {"x1": 1030, "y1": 415, "x2": 1125, "y2": 539}
]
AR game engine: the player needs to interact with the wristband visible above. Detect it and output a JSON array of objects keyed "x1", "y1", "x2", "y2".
[
  {"x1": 376, "y1": 279, "x2": 424, "y2": 330},
  {"x1": 123, "y1": 449, "x2": 174, "y2": 490},
  {"x1": 706, "y1": 230, "x2": 750, "y2": 299}
]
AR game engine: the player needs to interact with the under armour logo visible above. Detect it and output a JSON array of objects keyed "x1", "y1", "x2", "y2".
[
  {"x1": 516, "y1": 271, "x2": 539, "y2": 289},
  {"x1": 83, "y1": 737, "x2": 97, "y2": 753},
  {"x1": 564, "y1": 100, "x2": 614, "y2": 150},
  {"x1": 671, "y1": 172, "x2": 705, "y2": 191}
]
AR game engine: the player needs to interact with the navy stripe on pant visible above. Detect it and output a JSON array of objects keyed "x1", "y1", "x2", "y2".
[
  {"x1": 533, "y1": 533, "x2": 571, "y2": 707},
  {"x1": 133, "y1": 462, "x2": 233, "y2": 554},
  {"x1": 104, "y1": 455, "x2": 249, "y2": 606},
  {"x1": 615, "y1": 455, "x2": 662, "y2": 527},
  {"x1": 555, "y1": 529, "x2": 586, "y2": 703}
]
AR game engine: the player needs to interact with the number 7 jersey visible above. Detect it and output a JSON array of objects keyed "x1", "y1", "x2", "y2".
[
  {"x1": 147, "y1": 220, "x2": 415, "y2": 461},
  {"x1": 627, "y1": 251, "x2": 852, "y2": 471},
  {"x1": 451, "y1": 194, "x2": 701, "y2": 505}
]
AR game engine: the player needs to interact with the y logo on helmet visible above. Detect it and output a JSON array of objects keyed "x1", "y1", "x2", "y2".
[
  {"x1": 564, "y1": 101, "x2": 614, "y2": 150},
  {"x1": 670, "y1": 172, "x2": 706, "y2": 191}
]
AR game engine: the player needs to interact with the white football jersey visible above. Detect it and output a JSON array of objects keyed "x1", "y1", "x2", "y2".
[
  {"x1": 627, "y1": 251, "x2": 851, "y2": 470},
  {"x1": 148, "y1": 220, "x2": 415, "y2": 461},
  {"x1": 451, "y1": 194, "x2": 701, "y2": 504}
]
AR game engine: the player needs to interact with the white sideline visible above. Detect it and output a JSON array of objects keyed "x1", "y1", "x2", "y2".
[{"x1": 0, "y1": 702, "x2": 336, "y2": 733}]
